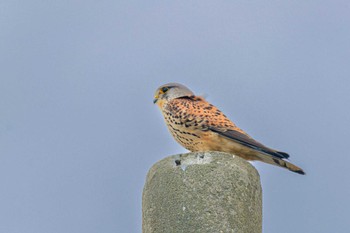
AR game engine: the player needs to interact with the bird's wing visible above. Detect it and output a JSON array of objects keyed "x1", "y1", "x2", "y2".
[
  {"x1": 209, "y1": 127, "x2": 290, "y2": 160},
  {"x1": 169, "y1": 97, "x2": 289, "y2": 160}
]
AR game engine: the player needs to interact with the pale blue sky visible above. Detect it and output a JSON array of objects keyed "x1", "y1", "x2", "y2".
[{"x1": 1, "y1": 1, "x2": 350, "y2": 232}]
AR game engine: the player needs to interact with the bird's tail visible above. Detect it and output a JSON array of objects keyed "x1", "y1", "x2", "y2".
[{"x1": 254, "y1": 152, "x2": 305, "y2": 175}]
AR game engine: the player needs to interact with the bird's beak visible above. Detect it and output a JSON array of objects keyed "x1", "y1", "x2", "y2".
[{"x1": 153, "y1": 94, "x2": 159, "y2": 104}]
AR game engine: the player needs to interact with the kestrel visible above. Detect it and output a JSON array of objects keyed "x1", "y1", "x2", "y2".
[{"x1": 153, "y1": 83, "x2": 305, "y2": 175}]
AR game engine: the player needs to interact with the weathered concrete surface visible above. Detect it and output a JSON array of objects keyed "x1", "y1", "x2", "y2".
[{"x1": 142, "y1": 151, "x2": 262, "y2": 233}]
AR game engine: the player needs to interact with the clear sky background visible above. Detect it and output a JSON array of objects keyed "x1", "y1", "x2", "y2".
[{"x1": 1, "y1": 1, "x2": 350, "y2": 233}]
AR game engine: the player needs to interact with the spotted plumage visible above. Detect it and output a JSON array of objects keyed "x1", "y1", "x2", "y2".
[{"x1": 154, "y1": 83, "x2": 305, "y2": 175}]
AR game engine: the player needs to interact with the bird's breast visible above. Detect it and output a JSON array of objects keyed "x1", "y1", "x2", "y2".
[{"x1": 160, "y1": 110, "x2": 203, "y2": 151}]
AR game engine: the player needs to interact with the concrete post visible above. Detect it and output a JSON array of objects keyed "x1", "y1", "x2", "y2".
[{"x1": 142, "y1": 151, "x2": 262, "y2": 233}]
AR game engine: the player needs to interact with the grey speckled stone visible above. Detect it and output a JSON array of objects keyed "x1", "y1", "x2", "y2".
[{"x1": 142, "y1": 151, "x2": 262, "y2": 233}]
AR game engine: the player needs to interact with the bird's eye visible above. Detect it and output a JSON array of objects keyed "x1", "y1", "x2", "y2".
[{"x1": 161, "y1": 87, "x2": 169, "y2": 93}]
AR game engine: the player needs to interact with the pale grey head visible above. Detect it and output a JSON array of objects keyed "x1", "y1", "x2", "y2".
[{"x1": 153, "y1": 83, "x2": 194, "y2": 104}]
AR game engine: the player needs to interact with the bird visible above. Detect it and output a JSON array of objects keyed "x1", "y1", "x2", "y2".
[{"x1": 153, "y1": 83, "x2": 305, "y2": 175}]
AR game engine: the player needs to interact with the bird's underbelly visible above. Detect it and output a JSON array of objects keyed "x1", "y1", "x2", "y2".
[
  {"x1": 169, "y1": 127, "x2": 256, "y2": 160},
  {"x1": 166, "y1": 125, "x2": 204, "y2": 151},
  {"x1": 167, "y1": 125, "x2": 258, "y2": 160}
]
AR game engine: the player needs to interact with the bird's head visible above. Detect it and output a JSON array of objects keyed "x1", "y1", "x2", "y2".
[{"x1": 153, "y1": 83, "x2": 194, "y2": 107}]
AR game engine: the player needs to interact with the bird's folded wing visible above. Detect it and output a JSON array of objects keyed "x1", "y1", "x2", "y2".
[{"x1": 209, "y1": 127, "x2": 289, "y2": 160}]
